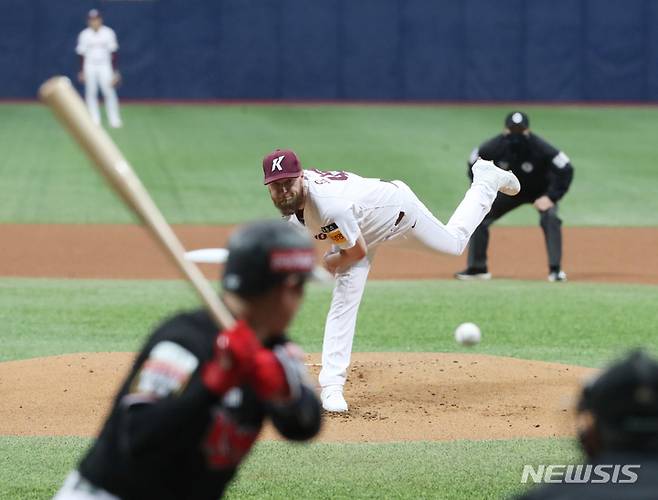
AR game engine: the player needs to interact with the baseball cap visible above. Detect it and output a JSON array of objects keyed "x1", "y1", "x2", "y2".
[
  {"x1": 579, "y1": 350, "x2": 658, "y2": 437},
  {"x1": 504, "y1": 111, "x2": 529, "y2": 132},
  {"x1": 222, "y1": 220, "x2": 316, "y2": 297},
  {"x1": 88, "y1": 9, "x2": 101, "y2": 18},
  {"x1": 263, "y1": 149, "x2": 302, "y2": 185}
]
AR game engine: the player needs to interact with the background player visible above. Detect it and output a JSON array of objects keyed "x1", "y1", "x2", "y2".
[
  {"x1": 263, "y1": 149, "x2": 520, "y2": 412},
  {"x1": 76, "y1": 9, "x2": 123, "y2": 128},
  {"x1": 456, "y1": 111, "x2": 574, "y2": 282},
  {"x1": 53, "y1": 220, "x2": 322, "y2": 499}
]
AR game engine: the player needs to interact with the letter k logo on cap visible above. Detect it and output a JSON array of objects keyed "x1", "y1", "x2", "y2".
[
  {"x1": 272, "y1": 155, "x2": 285, "y2": 172},
  {"x1": 263, "y1": 149, "x2": 301, "y2": 185}
]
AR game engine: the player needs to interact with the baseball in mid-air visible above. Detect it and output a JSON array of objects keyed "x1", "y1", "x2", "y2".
[{"x1": 454, "y1": 322, "x2": 481, "y2": 346}]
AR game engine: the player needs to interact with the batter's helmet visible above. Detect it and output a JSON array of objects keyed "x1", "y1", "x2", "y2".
[{"x1": 222, "y1": 220, "x2": 315, "y2": 298}]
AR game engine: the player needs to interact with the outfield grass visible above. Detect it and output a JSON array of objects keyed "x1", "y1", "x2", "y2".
[
  {"x1": 0, "y1": 436, "x2": 579, "y2": 499},
  {"x1": 2, "y1": 277, "x2": 657, "y2": 366},
  {"x1": 1, "y1": 103, "x2": 658, "y2": 225}
]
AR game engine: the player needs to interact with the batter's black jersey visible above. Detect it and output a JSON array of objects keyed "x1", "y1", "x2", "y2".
[
  {"x1": 469, "y1": 133, "x2": 574, "y2": 202},
  {"x1": 78, "y1": 309, "x2": 321, "y2": 500},
  {"x1": 515, "y1": 451, "x2": 658, "y2": 499}
]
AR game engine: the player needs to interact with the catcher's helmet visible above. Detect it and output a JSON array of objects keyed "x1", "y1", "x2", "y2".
[
  {"x1": 579, "y1": 350, "x2": 658, "y2": 447},
  {"x1": 222, "y1": 220, "x2": 315, "y2": 298}
]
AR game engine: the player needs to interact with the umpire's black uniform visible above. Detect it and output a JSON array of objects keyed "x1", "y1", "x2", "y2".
[{"x1": 463, "y1": 112, "x2": 574, "y2": 279}]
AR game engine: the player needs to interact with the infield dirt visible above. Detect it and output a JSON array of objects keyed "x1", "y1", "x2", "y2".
[{"x1": 1, "y1": 224, "x2": 657, "y2": 283}]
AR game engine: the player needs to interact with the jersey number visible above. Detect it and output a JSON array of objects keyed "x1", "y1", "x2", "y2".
[{"x1": 311, "y1": 169, "x2": 348, "y2": 183}]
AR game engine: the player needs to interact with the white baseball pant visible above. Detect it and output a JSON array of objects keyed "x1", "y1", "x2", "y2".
[
  {"x1": 53, "y1": 471, "x2": 119, "y2": 500},
  {"x1": 318, "y1": 180, "x2": 498, "y2": 389},
  {"x1": 389, "y1": 179, "x2": 499, "y2": 255},
  {"x1": 84, "y1": 63, "x2": 122, "y2": 128},
  {"x1": 318, "y1": 253, "x2": 373, "y2": 389}
]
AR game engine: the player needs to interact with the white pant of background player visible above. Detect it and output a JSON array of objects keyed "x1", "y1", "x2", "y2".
[
  {"x1": 320, "y1": 162, "x2": 517, "y2": 410},
  {"x1": 84, "y1": 63, "x2": 122, "y2": 128},
  {"x1": 53, "y1": 471, "x2": 118, "y2": 499}
]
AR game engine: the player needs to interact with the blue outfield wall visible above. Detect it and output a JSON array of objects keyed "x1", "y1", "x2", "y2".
[{"x1": 1, "y1": 0, "x2": 658, "y2": 100}]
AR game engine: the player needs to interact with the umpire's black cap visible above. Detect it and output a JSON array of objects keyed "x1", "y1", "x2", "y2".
[
  {"x1": 579, "y1": 350, "x2": 658, "y2": 439},
  {"x1": 222, "y1": 220, "x2": 315, "y2": 298},
  {"x1": 504, "y1": 111, "x2": 529, "y2": 132}
]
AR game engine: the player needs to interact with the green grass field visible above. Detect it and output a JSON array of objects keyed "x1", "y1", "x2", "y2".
[
  {"x1": 1, "y1": 103, "x2": 657, "y2": 225},
  {"x1": 0, "y1": 435, "x2": 580, "y2": 499},
  {"x1": 3, "y1": 278, "x2": 658, "y2": 366},
  {"x1": 1, "y1": 103, "x2": 657, "y2": 499}
]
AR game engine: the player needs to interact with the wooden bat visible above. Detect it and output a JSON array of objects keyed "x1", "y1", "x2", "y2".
[{"x1": 38, "y1": 76, "x2": 235, "y2": 329}]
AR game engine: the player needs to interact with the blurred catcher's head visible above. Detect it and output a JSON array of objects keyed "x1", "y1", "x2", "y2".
[
  {"x1": 504, "y1": 111, "x2": 529, "y2": 134},
  {"x1": 578, "y1": 349, "x2": 658, "y2": 455},
  {"x1": 221, "y1": 219, "x2": 315, "y2": 299}
]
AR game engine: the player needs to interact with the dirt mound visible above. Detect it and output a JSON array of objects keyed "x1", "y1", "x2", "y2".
[{"x1": 0, "y1": 352, "x2": 595, "y2": 442}]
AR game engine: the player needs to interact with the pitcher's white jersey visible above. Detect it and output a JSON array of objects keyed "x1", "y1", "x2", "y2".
[
  {"x1": 299, "y1": 168, "x2": 408, "y2": 250},
  {"x1": 76, "y1": 26, "x2": 118, "y2": 67}
]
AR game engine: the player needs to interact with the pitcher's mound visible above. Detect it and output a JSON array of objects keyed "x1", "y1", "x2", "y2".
[{"x1": 0, "y1": 352, "x2": 595, "y2": 442}]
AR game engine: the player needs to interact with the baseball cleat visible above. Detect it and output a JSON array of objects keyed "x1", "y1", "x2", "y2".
[
  {"x1": 548, "y1": 270, "x2": 567, "y2": 282},
  {"x1": 454, "y1": 268, "x2": 492, "y2": 281},
  {"x1": 471, "y1": 158, "x2": 521, "y2": 196},
  {"x1": 321, "y1": 386, "x2": 348, "y2": 413}
]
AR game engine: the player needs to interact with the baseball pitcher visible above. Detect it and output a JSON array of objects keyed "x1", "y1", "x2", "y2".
[{"x1": 263, "y1": 149, "x2": 520, "y2": 412}]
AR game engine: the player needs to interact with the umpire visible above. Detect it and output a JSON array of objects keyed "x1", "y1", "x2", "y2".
[
  {"x1": 53, "y1": 220, "x2": 322, "y2": 500},
  {"x1": 456, "y1": 111, "x2": 574, "y2": 282},
  {"x1": 517, "y1": 350, "x2": 658, "y2": 499}
]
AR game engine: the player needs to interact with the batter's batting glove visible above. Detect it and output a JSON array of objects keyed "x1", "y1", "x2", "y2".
[
  {"x1": 250, "y1": 343, "x2": 312, "y2": 403},
  {"x1": 250, "y1": 349, "x2": 290, "y2": 402},
  {"x1": 201, "y1": 320, "x2": 262, "y2": 396}
]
